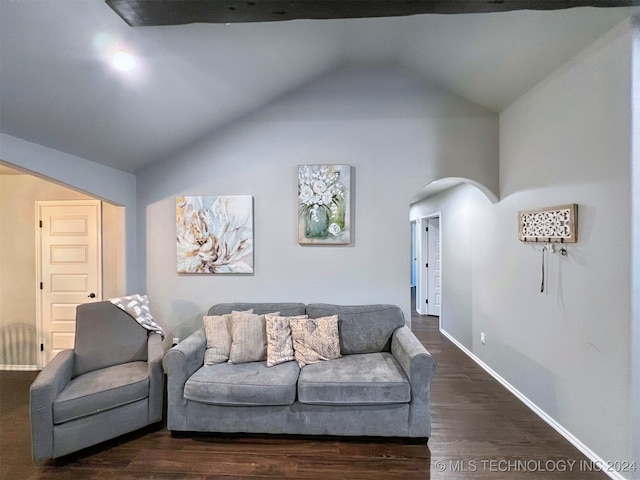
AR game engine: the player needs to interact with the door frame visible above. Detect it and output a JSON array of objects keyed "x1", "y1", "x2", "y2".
[
  {"x1": 426, "y1": 216, "x2": 441, "y2": 317},
  {"x1": 410, "y1": 220, "x2": 417, "y2": 288},
  {"x1": 416, "y1": 212, "x2": 442, "y2": 325},
  {"x1": 35, "y1": 200, "x2": 103, "y2": 368}
]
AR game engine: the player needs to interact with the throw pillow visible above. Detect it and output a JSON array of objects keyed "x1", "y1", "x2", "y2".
[
  {"x1": 265, "y1": 314, "x2": 308, "y2": 367},
  {"x1": 290, "y1": 315, "x2": 341, "y2": 368},
  {"x1": 203, "y1": 309, "x2": 252, "y2": 365},
  {"x1": 228, "y1": 310, "x2": 279, "y2": 364}
]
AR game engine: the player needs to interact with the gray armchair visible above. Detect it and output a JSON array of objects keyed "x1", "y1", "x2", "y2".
[{"x1": 30, "y1": 301, "x2": 164, "y2": 462}]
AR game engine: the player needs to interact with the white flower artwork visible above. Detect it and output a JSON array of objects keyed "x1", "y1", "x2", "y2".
[
  {"x1": 298, "y1": 165, "x2": 351, "y2": 245},
  {"x1": 176, "y1": 195, "x2": 254, "y2": 273}
]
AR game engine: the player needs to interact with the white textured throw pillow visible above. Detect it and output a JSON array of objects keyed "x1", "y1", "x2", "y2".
[
  {"x1": 203, "y1": 314, "x2": 232, "y2": 365},
  {"x1": 265, "y1": 315, "x2": 308, "y2": 367},
  {"x1": 228, "y1": 310, "x2": 279, "y2": 364},
  {"x1": 289, "y1": 315, "x2": 341, "y2": 368},
  {"x1": 203, "y1": 309, "x2": 252, "y2": 365}
]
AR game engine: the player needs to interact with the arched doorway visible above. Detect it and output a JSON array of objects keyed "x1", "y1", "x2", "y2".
[{"x1": 0, "y1": 164, "x2": 126, "y2": 370}]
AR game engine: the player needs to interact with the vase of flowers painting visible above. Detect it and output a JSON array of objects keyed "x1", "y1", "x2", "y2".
[{"x1": 298, "y1": 165, "x2": 351, "y2": 244}]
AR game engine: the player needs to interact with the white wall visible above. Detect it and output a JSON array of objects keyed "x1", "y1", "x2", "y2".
[
  {"x1": 412, "y1": 19, "x2": 635, "y2": 475},
  {"x1": 0, "y1": 134, "x2": 138, "y2": 292},
  {"x1": 136, "y1": 66, "x2": 498, "y2": 342}
]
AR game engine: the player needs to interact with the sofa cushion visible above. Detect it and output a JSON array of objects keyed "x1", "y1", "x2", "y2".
[
  {"x1": 290, "y1": 316, "x2": 341, "y2": 368},
  {"x1": 184, "y1": 361, "x2": 300, "y2": 406},
  {"x1": 306, "y1": 304, "x2": 405, "y2": 355},
  {"x1": 298, "y1": 353, "x2": 410, "y2": 405},
  {"x1": 53, "y1": 361, "x2": 149, "y2": 424}
]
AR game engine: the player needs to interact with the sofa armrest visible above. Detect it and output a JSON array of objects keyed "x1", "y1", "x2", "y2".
[
  {"x1": 30, "y1": 349, "x2": 74, "y2": 462},
  {"x1": 162, "y1": 328, "x2": 206, "y2": 378},
  {"x1": 147, "y1": 333, "x2": 165, "y2": 423},
  {"x1": 162, "y1": 328, "x2": 206, "y2": 430},
  {"x1": 391, "y1": 326, "x2": 437, "y2": 437},
  {"x1": 391, "y1": 326, "x2": 437, "y2": 393}
]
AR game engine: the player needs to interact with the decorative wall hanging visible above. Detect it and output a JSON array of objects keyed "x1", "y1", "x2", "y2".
[
  {"x1": 518, "y1": 204, "x2": 578, "y2": 244},
  {"x1": 518, "y1": 204, "x2": 577, "y2": 293},
  {"x1": 176, "y1": 195, "x2": 253, "y2": 274},
  {"x1": 298, "y1": 165, "x2": 351, "y2": 245}
]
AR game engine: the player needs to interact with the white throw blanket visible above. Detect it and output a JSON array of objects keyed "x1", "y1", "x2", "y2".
[{"x1": 109, "y1": 294, "x2": 165, "y2": 339}]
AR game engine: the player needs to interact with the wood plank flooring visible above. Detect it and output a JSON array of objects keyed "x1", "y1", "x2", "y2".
[{"x1": 0, "y1": 306, "x2": 609, "y2": 479}]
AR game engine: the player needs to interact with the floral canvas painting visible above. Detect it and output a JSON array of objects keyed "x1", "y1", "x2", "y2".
[
  {"x1": 176, "y1": 195, "x2": 253, "y2": 273},
  {"x1": 298, "y1": 165, "x2": 351, "y2": 245}
]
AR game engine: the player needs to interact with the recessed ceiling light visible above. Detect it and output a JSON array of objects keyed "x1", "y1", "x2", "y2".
[{"x1": 112, "y1": 51, "x2": 136, "y2": 72}]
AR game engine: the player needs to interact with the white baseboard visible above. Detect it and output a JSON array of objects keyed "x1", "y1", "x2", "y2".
[
  {"x1": 440, "y1": 328, "x2": 628, "y2": 480},
  {"x1": 0, "y1": 364, "x2": 38, "y2": 371}
]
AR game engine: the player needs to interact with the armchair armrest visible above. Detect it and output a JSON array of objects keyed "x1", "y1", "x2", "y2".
[
  {"x1": 391, "y1": 326, "x2": 437, "y2": 437},
  {"x1": 147, "y1": 333, "x2": 165, "y2": 423},
  {"x1": 162, "y1": 328, "x2": 206, "y2": 430},
  {"x1": 148, "y1": 332, "x2": 164, "y2": 365},
  {"x1": 30, "y1": 349, "x2": 74, "y2": 462}
]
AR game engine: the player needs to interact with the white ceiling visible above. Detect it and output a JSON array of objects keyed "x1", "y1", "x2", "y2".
[{"x1": 0, "y1": 1, "x2": 636, "y2": 173}]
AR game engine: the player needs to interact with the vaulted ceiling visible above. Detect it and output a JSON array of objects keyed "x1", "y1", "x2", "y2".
[{"x1": 0, "y1": 1, "x2": 637, "y2": 173}]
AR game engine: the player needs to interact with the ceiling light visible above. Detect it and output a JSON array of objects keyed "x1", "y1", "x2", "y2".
[{"x1": 112, "y1": 51, "x2": 136, "y2": 72}]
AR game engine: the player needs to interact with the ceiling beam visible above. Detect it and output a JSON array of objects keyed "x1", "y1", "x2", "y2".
[{"x1": 106, "y1": 0, "x2": 640, "y2": 26}]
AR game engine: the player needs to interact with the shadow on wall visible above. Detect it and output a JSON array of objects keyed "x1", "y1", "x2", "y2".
[
  {"x1": 0, "y1": 323, "x2": 37, "y2": 366},
  {"x1": 167, "y1": 299, "x2": 204, "y2": 349}
]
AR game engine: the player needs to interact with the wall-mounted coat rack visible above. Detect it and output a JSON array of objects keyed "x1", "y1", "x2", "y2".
[
  {"x1": 518, "y1": 204, "x2": 578, "y2": 244},
  {"x1": 518, "y1": 204, "x2": 577, "y2": 293}
]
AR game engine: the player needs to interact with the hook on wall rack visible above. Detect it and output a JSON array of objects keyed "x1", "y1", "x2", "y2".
[{"x1": 519, "y1": 204, "x2": 577, "y2": 293}]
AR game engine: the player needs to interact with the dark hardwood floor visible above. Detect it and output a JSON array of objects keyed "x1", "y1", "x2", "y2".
[{"x1": 0, "y1": 302, "x2": 608, "y2": 479}]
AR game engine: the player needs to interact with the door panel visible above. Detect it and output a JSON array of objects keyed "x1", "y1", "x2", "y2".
[{"x1": 51, "y1": 245, "x2": 89, "y2": 263}]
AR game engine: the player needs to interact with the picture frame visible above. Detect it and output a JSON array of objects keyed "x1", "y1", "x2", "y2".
[
  {"x1": 298, "y1": 165, "x2": 351, "y2": 245},
  {"x1": 176, "y1": 195, "x2": 254, "y2": 273}
]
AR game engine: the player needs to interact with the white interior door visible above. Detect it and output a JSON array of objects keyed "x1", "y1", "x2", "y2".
[
  {"x1": 37, "y1": 200, "x2": 102, "y2": 367},
  {"x1": 427, "y1": 217, "x2": 441, "y2": 316}
]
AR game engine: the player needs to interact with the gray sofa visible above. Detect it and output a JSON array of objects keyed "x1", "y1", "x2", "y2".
[{"x1": 163, "y1": 303, "x2": 437, "y2": 440}]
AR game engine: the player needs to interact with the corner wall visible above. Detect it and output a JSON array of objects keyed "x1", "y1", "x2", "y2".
[
  {"x1": 412, "y1": 19, "x2": 635, "y2": 475},
  {"x1": 136, "y1": 66, "x2": 498, "y2": 342}
]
